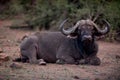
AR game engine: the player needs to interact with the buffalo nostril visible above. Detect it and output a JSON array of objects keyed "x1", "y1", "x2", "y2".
[{"x1": 83, "y1": 35, "x2": 92, "y2": 41}]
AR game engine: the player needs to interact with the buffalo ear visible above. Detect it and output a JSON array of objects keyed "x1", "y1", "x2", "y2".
[
  {"x1": 93, "y1": 29, "x2": 105, "y2": 36},
  {"x1": 67, "y1": 29, "x2": 78, "y2": 38},
  {"x1": 93, "y1": 28, "x2": 102, "y2": 36},
  {"x1": 67, "y1": 33, "x2": 78, "y2": 38}
]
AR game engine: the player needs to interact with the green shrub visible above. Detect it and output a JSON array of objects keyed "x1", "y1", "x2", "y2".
[{"x1": 0, "y1": 0, "x2": 120, "y2": 41}]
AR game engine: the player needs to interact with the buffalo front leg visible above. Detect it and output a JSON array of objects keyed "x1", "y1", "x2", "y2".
[
  {"x1": 89, "y1": 56, "x2": 101, "y2": 65},
  {"x1": 79, "y1": 56, "x2": 101, "y2": 65},
  {"x1": 56, "y1": 55, "x2": 75, "y2": 64},
  {"x1": 79, "y1": 43, "x2": 101, "y2": 66},
  {"x1": 56, "y1": 45, "x2": 76, "y2": 64}
]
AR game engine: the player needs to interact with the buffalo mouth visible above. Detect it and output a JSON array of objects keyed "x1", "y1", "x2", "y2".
[
  {"x1": 81, "y1": 36, "x2": 93, "y2": 45},
  {"x1": 81, "y1": 35, "x2": 92, "y2": 41},
  {"x1": 67, "y1": 33, "x2": 78, "y2": 39},
  {"x1": 82, "y1": 40, "x2": 92, "y2": 46},
  {"x1": 82, "y1": 39, "x2": 92, "y2": 43}
]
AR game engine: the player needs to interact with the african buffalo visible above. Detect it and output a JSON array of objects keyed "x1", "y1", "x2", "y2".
[{"x1": 14, "y1": 19, "x2": 110, "y2": 65}]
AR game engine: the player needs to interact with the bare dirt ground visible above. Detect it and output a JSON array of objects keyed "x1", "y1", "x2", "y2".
[{"x1": 0, "y1": 20, "x2": 120, "y2": 80}]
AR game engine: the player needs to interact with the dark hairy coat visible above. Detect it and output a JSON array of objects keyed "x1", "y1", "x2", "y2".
[{"x1": 14, "y1": 19, "x2": 110, "y2": 65}]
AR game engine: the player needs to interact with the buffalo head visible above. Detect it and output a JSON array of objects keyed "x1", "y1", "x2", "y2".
[{"x1": 60, "y1": 19, "x2": 110, "y2": 43}]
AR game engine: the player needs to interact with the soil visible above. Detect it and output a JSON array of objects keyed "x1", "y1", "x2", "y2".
[{"x1": 0, "y1": 20, "x2": 120, "y2": 80}]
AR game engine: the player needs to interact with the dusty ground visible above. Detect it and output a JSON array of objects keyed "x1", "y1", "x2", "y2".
[{"x1": 0, "y1": 20, "x2": 120, "y2": 80}]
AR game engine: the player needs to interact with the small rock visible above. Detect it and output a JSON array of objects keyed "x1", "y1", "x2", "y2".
[
  {"x1": 95, "y1": 78, "x2": 100, "y2": 80},
  {"x1": 94, "y1": 71, "x2": 100, "y2": 75},
  {"x1": 0, "y1": 48, "x2": 3, "y2": 53},
  {"x1": 72, "y1": 75, "x2": 80, "y2": 79},
  {"x1": 0, "y1": 61, "x2": 2, "y2": 66},
  {"x1": 115, "y1": 55, "x2": 120, "y2": 59},
  {"x1": 0, "y1": 53, "x2": 10, "y2": 61},
  {"x1": 10, "y1": 62, "x2": 22, "y2": 69}
]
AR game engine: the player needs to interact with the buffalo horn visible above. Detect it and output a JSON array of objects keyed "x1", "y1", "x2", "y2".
[
  {"x1": 92, "y1": 19, "x2": 110, "y2": 35},
  {"x1": 60, "y1": 19, "x2": 80, "y2": 35}
]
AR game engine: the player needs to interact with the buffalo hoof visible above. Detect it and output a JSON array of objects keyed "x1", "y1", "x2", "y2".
[
  {"x1": 10, "y1": 62, "x2": 22, "y2": 69},
  {"x1": 39, "y1": 59, "x2": 46, "y2": 65},
  {"x1": 56, "y1": 59, "x2": 65, "y2": 64},
  {"x1": 79, "y1": 59, "x2": 88, "y2": 64},
  {"x1": 79, "y1": 57, "x2": 101, "y2": 66},
  {"x1": 90, "y1": 57, "x2": 101, "y2": 66}
]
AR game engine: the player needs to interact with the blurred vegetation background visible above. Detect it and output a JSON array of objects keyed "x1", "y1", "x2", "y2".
[{"x1": 0, "y1": 0, "x2": 120, "y2": 41}]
